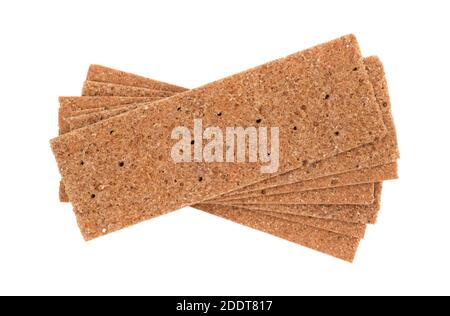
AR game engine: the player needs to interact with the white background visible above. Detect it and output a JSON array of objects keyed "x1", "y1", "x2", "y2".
[{"x1": 0, "y1": 0, "x2": 449, "y2": 296}]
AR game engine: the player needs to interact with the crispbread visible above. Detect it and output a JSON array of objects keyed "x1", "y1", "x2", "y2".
[
  {"x1": 259, "y1": 212, "x2": 366, "y2": 239},
  {"x1": 86, "y1": 64, "x2": 186, "y2": 93},
  {"x1": 212, "y1": 183, "x2": 376, "y2": 205},
  {"x1": 51, "y1": 35, "x2": 387, "y2": 240},
  {"x1": 228, "y1": 183, "x2": 384, "y2": 224},
  {"x1": 82, "y1": 81, "x2": 176, "y2": 98},
  {"x1": 217, "y1": 163, "x2": 395, "y2": 198},
  {"x1": 59, "y1": 96, "x2": 160, "y2": 134},
  {"x1": 60, "y1": 58, "x2": 389, "y2": 235}
]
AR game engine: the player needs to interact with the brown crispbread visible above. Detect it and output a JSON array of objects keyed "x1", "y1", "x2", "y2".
[
  {"x1": 59, "y1": 97, "x2": 157, "y2": 135},
  {"x1": 228, "y1": 183, "x2": 384, "y2": 224},
  {"x1": 59, "y1": 180, "x2": 69, "y2": 202},
  {"x1": 59, "y1": 57, "x2": 388, "y2": 237},
  {"x1": 87, "y1": 64, "x2": 186, "y2": 93},
  {"x1": 82, "y1": 81, "x2": 177, "y2": 98},
  {"x1": 65, "y1": 105, "x2": 143, "y2": 131},
  {"x1": 52, "y1": 35, "x2": 387, "y2": 240},
  {"x1": 219, "y1": 163, "x2": 396, "y2": 198},
  {"x1": 55, "y1": 45, "x2": 401, "y2": 261},
  {"x1": 212, "y1": 183, "x2": 376, "y2": 205},
  {"x1": 261, "y1": 212, "x2": 367, "y2": 239},
  {"x1": 59, "y1": 96, "x2": 154, "y2": 111},
  {"x1": 59, "y1": 57, "x2": 388, "y2": 233}
]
